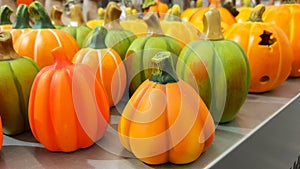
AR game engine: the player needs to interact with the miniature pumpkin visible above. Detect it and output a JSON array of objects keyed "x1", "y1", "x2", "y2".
[
  {"x1": 176, "y1": 8, "x2": 250, "y2": 123},
  {"x1": 263, "y1": 4, "x2": 300, "y2": 77},
  {"x1": 10, "y1": 4, "x2": 32, "y2": 42},
  {"x1": 224, "y1": 4, "x2": 293, "y2": 93},
  {"x1": 59, "y1": 4, "x2": 92, "y2": 48},
  {"x1": 0, "y1": 5, "x2": 13, "y2": 31},
  {"x1": 160, "y1": 4, "x2": 201, "y2": 45},
  {"x1": 187, "y1": 0, "x2": 236, "y2": 32},
  {"x1": 28, "y1": 46, "x2": 110, "y2": 152},
  {"x1": 0, "y1": 31, "x2": 39, "y2": 135},
  {"x1": 143, "y1": 0, "x2": 169, "y2": 18},
  {"x1": 118, "y1": 51, "x2": 215, "y2": 165},
  {"x1": 125, "y1": 12, "x2": 182, "y2": 95},
  {"x1": 13, "y1": 1, "x2": 80, "y2": 68},
  {"x1": 83, "y1": 2, "x2": 137, "y2": 60},
  {"x1": 73, "y1": 26, "x2": 127, "y2": 107}
]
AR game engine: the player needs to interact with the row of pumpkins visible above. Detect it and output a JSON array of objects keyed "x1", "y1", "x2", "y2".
[{"x1": 0, "y1": 0, "x2": 298, "y2": 165}]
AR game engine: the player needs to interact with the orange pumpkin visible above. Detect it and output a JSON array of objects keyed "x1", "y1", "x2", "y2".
[
  {"x1": 118, "y1": 51, "x2": 215, "y2": 165},
  {"x1": 263, "y1": 4, "x2": 300, "y2": 77},
  {"x1": 224, "y1": 4, "x2": 293, "y2": 93},
  {"x1": 16, "y1": 0, "x2": 33, "y2": 6},
  {"x1": 0, "y1": 5, "x2": 13, "y2": 31},
  {"x1": 187, "y1": 0, "x2": 236, "y2": 32},
  {"x1": 181, "y1": 7, "x2": 199, "y2": 22},
  {"x1": 28, "y1": 46, "x2": 110, "y2": 152},
  {"x1": 10, "y1": 4, "x2": 32, "y2": 42},
  {"x1": 14, "y1": 1, "x2": 80, "y2": 68},
  {"x1": 143, "y1": 0, "x2": 169, "y2": 18},
  {"x1": 73, "y1": 26, "x2": 127, "y2": 107}
]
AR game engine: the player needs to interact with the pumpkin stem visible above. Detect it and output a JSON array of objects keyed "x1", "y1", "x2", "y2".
[
  {"x1": 69, "y1": 4, "x2": 85, "y2": 27},
  {"x1": 248, "y1": 4, "x2": 265, "y2": 22},
  {"x1": 143, "y1": 12, "x2": 164, "y2": 36},
  {"x1": 13, "y1": 4, "x2": 32, "y2": 29},
  {"x1": 89, "y1": 26, "x2": 108, "y2": 49},
  {"x1": 209, "y1": 0, "x2": 222, "y2": 8},
  {"x1": 0, "y1": 5, "x2": 13, "y2": 25},
  {"x1": 104, "y1": 1, "x2": 124, "y2": 30},
  {"x1": 52, "y1": 46, "x2": 72, "y2": 69},
  {"x1": 201, "y1": 8, "x2": 224, "y2": 40},
  {"x1": 164, "y1": 4, "x2": 182, "y2": 22},
  {"x1": 28, "y1": 1, "x2": 56, "y2": 29},
  {"x1": 142, "y1": 0, "x2": 157, "y2": 9},
  {"x1": 149, "y1": 51, "x2": 178, "y2": 84},
  {"x1": 50, "y1": 6, "x2": 64, "y2": 27},
  {"x1": 0, "y1": 31, "x2": 21, "y2": 60}
]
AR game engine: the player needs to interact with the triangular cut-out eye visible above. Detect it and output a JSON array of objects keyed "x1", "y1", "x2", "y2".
[{"x1": 259, "y1": 30, "x2": 276, "y2": 46}]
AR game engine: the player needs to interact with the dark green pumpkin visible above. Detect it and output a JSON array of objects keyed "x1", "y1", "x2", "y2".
[
  {"x1": 82, "y1": 1, "x2": 136, "y2": 60},
  {"x1": 176, "y1": 8, "x2": 250, "y2": 123},
  {"x1": 125, "y1": 12, "x2": 182, "y2": 95},
  {"x1": 0, "y1": 31, "x2": 39, "y2": 135}
]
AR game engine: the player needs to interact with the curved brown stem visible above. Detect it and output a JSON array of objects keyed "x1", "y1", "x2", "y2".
[
  {"x1": 143, "y1": 12, "x2": 164, "y2": 37},
  {"x1": 104, "y1": 1, "x2": 124, "y2": 30},
  {"x1": 0, "y1": 31, "x2": 20, "y2": 60}
]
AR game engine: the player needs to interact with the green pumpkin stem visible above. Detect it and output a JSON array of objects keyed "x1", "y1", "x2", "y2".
[
  {"x1": 200, "y1": 8, "x2": 224, "y2": 40},
  {"x1": 28, "y1": 1, "x2": 56, "y2": 29},
  {"x1": 142, "y1": 0, "x2": 156, "y2": 9},
  {"x1": 0, "y1": 31, "x2": 20, "y2": 60},
  {"x1": 164, "y1": 4, "x2": 182, "y2": 22},
  {"x1": 89, "y1": 26, "x2": 108, "y2": 49},
  {"x1": 248, "y1": 4, "x2": 265, "y2": 22},
  {"x1": 13, "y1": 4, "x2": 32, "y2": 29},
  {"x1": 104, "y1": 2, "x2": 124, "y2": 30},
  {"x1": 143, "y1": 12, "x2": 164, "y2": 37},
  {"x1": 0, "y1": 5, "x2": 13, "y2": 25},
  {"x1": 69, "y1": 4, "x2": 85, "y2": 27},
  {"x1": 50, "y1": 6, "x2": 64, "y2": 26},
  {"x1": 149, "y1": 51, "x2": 178, "y2": 84}
]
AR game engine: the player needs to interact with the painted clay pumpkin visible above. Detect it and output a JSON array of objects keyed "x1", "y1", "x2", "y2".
[
  {"x1": 73, "y1": 26, "x2": 127, "y2": 107},
  {"x1": 119, "y1": 51, "x2": 215, "y2": 165},
  {"x1": 0, "y1": 31, "x2": 39, "y2": 135},
  {"x1": 13, "y1": 1, "x2": 80, "y2": 68},
  {"x1": 224, "y1": 4, "x2": 293, "y2": 93},
  {"x1": 176, "y1": 8, "x2": 250, "y2": 123},
  {"x1": 28, "y1": 46, "x2": 110, "y2": 152}
]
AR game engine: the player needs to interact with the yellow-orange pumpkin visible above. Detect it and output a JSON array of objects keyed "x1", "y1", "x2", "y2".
[{"x1": 118, "y1": 51, "x2": 215, "y2": 165}]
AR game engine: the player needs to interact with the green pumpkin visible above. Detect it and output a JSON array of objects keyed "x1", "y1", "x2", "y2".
[
  {"x1": 176, "y1": 8, "x2": 250, "y2": 123},
  {"x1": 0, "y1": 31, "x2": 40, "y2": 135},
  {"x1": 125, "y1": 12, "x2": 182, "y2": 95},
  {"x1": 82, "y1": 1, "x2": 137, "y2": 60}
]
